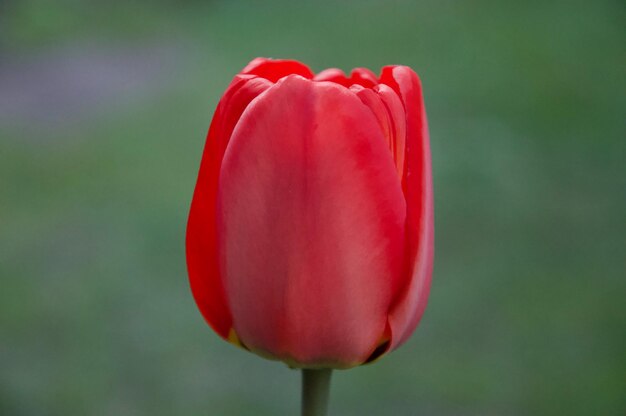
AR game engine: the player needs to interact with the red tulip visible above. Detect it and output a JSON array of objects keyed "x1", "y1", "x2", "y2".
[{"x1": 186, "y1": 58, "x2": 433, "y2": 369}]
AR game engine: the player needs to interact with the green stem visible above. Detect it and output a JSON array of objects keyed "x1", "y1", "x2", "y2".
[{"x1": 301, "y1": 368, "x2": 332, "y2": 416}]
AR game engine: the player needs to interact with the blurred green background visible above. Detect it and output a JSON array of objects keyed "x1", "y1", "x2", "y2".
[{"x1": 1, "y1": 0, "x2": 624, "y2": 415}]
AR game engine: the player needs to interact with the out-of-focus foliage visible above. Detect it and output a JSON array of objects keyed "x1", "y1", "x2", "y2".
[{"x1": 1, "y1": 1, "x2": 624, "y2": 415}]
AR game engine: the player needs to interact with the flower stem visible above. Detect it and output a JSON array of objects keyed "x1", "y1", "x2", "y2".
[{"x1": 301, "y1": 368, "x2": 332, "y2": 416}]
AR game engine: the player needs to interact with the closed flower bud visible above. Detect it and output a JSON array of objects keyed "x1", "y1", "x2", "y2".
[{"x1": 186, "y1": 58, "x2": 434, "y2": 369}]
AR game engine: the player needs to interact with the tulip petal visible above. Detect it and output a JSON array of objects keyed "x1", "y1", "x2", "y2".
[
  {"x1": 351, "y1": 84, "x2": 407, "y2": 181},
  {"x1": 374, "y1": 84, "x2": 407, "y2": 182},
  {"x1": 313, "y1": 68, "x2": 350, "y2": 86},
  {"x1": 217, "y1": 75, "x2": 406, "y2": 367},
  {"x1": 349, "y1": 85, "x2": 394, "y2": 153},
  {"x1": 187, "y1": 75, "x2": 273, "y2": 339},
  {"x1": 350, "y1": 67, "x2": 378, "y2": 88},
  {"x1": 242, "y1": 57, "x2": 314, "y2": 82},
  {"x1": 315, "y1": 68, "x2": 379, "y2": 88},
  {"x1": 379, "y1": 66, "x2": 434, "y2": 351}
]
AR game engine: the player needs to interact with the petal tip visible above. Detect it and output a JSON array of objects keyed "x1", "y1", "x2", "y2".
[{"x1": 240, "y1": 57, "x2": 314, "y2": 82}]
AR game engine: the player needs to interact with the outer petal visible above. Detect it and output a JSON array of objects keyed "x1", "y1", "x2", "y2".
[
  {"x1": 241, "y1": 57, "x2": 314, "y2": 82},
  {"x1": 186, "y1": 75, "x2": 273, "y2": 338},
  {"x1": 216, "y1": 76, "x2": 406, "y2": 368},
  {"x1": 380, "y1": 66, "x2": 434, "y2": 351}
]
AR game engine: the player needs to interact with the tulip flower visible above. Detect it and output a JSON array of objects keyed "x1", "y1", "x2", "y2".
[{"x1": 186, "y1": 58, "x2": 433, "y2": 415}]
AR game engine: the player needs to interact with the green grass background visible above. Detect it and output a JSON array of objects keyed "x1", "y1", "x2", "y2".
[{"x1": 1, "y1": 0, "x2": 624, "y2": 414}]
